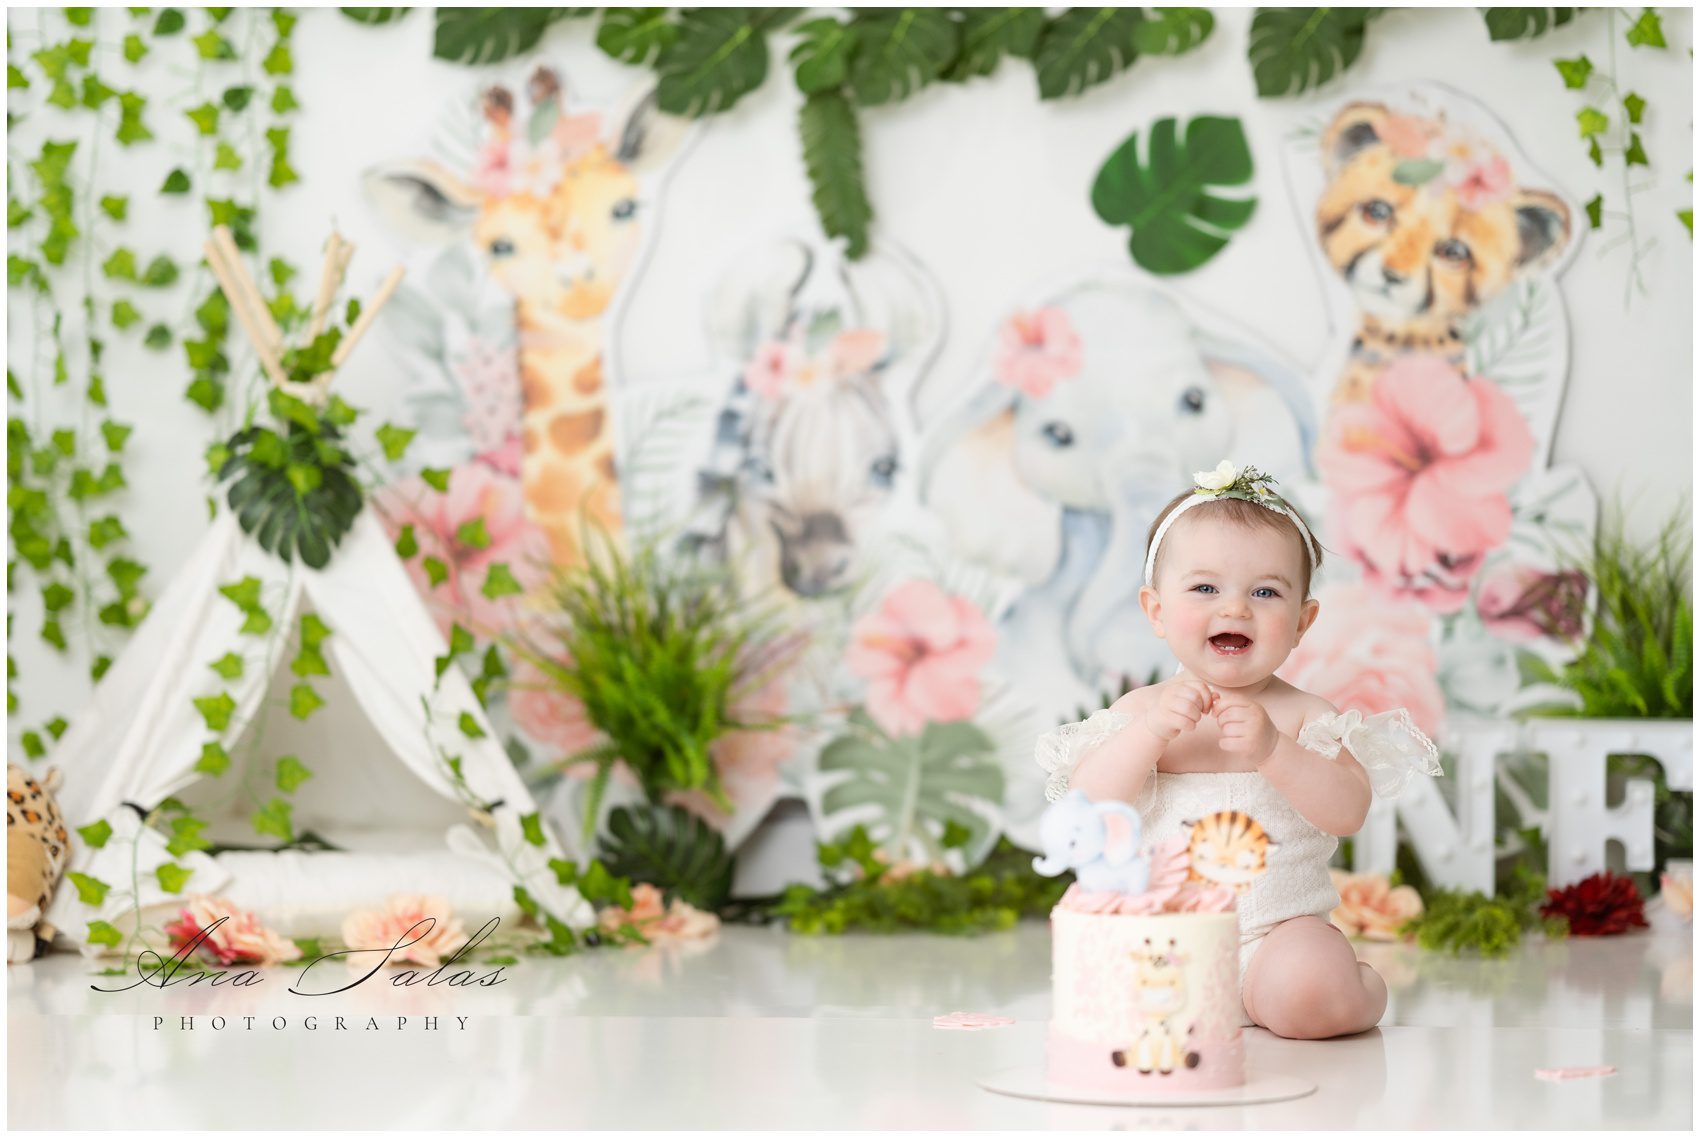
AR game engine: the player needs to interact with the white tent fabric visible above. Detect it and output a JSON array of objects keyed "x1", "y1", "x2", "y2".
[{"x1": 44, "y1": 508, "x2": 592, "y2": 950}]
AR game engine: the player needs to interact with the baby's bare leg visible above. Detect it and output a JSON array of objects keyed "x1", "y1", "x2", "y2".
[{"x1": 1241, "y1": 916, "x2": 1387, "y2": 1040}]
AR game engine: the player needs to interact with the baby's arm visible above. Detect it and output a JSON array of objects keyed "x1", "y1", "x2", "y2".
[
  {"x1": 1069, "y1": 680, "x2": 1213, "y2": 803},
  {"x1": 1215, "y1": 690, "x2": 1370, "y2": 834}
]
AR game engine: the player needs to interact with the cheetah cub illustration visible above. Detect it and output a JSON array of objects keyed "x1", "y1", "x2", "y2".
[{"x1": 1184, "y1": 810, "x2": 1276, "y2": 894}]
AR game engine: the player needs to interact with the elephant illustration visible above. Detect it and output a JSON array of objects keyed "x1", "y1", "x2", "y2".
[
  {"x1": 1032, "y1": 789, "x2": 1150, "y2": 895},
  {"x1": 920, "y1": 275, "x2": 1317, "y2": 715}
]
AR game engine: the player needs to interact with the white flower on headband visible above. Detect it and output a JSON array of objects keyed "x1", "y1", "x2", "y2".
[{"x1": 1194, "y1": 461, "x2": 1238, "y2": 492}]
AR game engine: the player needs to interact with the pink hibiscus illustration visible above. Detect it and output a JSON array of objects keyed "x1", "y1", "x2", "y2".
[
  {"x1": 373, "y1": 462, "x2": 552, "y2": 641},
  {"x1": 1475, "y1": 562, "x2": 1589, "y2": 643},
  {"x1": 743, "y1": 336, "x2": 802, "y2": 400},
  {"x1": 1277, "y1": 582, "x2": 1446, "y2": 740},
  {"x1": 993, "y1": 307, "x2": 1083, "y2": 399},
  {"x1": 1451, "y1": 153, "x2": 1513, "y2": 211},
  {"x1": 845, "y1": 580, "x2": 997, "y2": 738},
  {"x1": 1317, "y1": 354, "x2": 1536, "y2": 614},
  {"x1": 506, "y1": 653, "x2": 602, "y2": 760}
]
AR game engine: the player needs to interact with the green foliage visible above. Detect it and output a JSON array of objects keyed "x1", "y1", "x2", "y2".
[
  {"x1": 1092, "y1": 114, "x2": 1256, "y2": 275},
  {"x1": 595, "y1": 803, "x2": 737, "y2": 913},
  {"x1": 1482, "y1": 8, "x2": 1576, "y2": 42},
  {"x1": 252, "y1": 797, "x2": 295, "y2": 842},
  {"x1": 78, "y1": 818, "x2": 114, "y2": 848},
  {"x1": 799, "y1": 90, "x2": 872, "y2": 260},
  {"x1": 431, "y1": 8, "x2": 585, "y2": 66},
  {"x1": 817, "y1": 710, "x2": 1003, "y2": 865},
  {"x1": 1136, "y1": 8, "x2": 1215, "y2": 55},
  {"x1": 1033, "y1": 7, "x2": 1146, "y2": 100},
  {"x1": 1248, "y1": 7, "x2": 1381, "y2": 98},
  {"x1": 217, "y1": 390, "x2": 364, "y2": 570},
  {"x1": 509, "y1": 530, "x2": 803, "y2": 841},
  {"x1": 1533, "y1": 500, "x2": 1692, "y2": 718},
  {"x1": 341, "y1": 7, "x2": 412, "y2": 26},
  {"x1": 772, "y1": 832, "x2": 1071, "y2": 935},
  {"x1": 596, "y1": 7, "x2": 677, "y2": 65},
  {"x1": 656, "y1": 8, "x2": 786, "y2": 117},
  {"x1": 1402, "y1": 867, "x2": 1564, "y2": 958},
  {"x1": 846, "y1": 8, "x2": 959, "y2": 107},
  {"x1": 946, "y1": 8, "x2": 1044, "y2": 81}
]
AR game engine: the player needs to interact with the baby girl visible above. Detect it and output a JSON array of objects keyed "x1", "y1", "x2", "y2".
[{"x1": 1039, "y1": 461, "x2": 1439, "y2": 1040}]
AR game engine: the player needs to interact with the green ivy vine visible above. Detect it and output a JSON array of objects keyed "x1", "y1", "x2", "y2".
[{"x1": 6, "y1": 6, "x2": 304, "y2": 762}]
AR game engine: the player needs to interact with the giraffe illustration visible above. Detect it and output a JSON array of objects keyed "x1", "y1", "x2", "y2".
[{"x1": 366, "y1": 68, "x2": 688, "y2": 566}]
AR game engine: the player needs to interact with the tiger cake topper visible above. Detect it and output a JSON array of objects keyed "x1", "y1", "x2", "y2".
[{"x1": 1181, "y1": 810, "x2": 1276, "y2": 895}]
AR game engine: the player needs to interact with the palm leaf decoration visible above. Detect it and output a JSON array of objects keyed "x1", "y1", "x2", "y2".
[
  {"x1": 1136, "y1": 8, "x2": 1215, "y2": 55},
  {"x1": 1248, "y1": 7, "x2": 1381, "y2": 98},
  {"x1": 800, "y1": 90, "x2": 872, "y2": 258},
  {"x1": 595, "y1": 803, "x2": 736, "y2": 913},
  {"x1": 1091, "y1": 115, "x2": 1257, "y2": 275},
  {"x1": 1033, "y1": 7, "x2": 1146, "y2": 100},
  {"x1": 596, "y1": 6, "x2": 679, "y2": 66},
  {"x1": 790, "y1": 16, "x2": 857, "y2": 94},
  {"x1": 846, "y1": 8, "x2": 961, "y2": 106},
  {"x1": 431, "y1": 8, "x2": 589, "y2": 66},
  {"x1": 946, "y1": 8, "x2": 1045, "y2": 81},
  {"x1": 1481, "y1": 8, "x2": 1577, "y2": 42},
  {"x1": 818, "y1": 709, "x2": 1004, "y2": 865},
  {"x1": 656, "y1": 8, "x2": 789, "y2": 117},
  {"x1": 218, "y1": 390, "x2": 362, "y2": 570}
]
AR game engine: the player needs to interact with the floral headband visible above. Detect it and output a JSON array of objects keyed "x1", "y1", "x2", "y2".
[{"x1": 1142, "y1": 461, "x2": 1322, "y2": 589}]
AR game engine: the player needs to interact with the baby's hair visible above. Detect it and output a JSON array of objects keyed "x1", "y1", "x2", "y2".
[{"x1": 1144, "y1": 489, "x2": 1324, "y2": 597}]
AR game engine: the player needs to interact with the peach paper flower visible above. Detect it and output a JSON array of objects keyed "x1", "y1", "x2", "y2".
[
  {"x1": 1278, "y1": 582, "x2": 1446, "y2": 740},
  {"x1": 1317, "y1": 354, "x2": 1536, "y2": 614},
  {"x1": 993, "y1": 307, "x2": 1083, "y2": 399},
  {"x1": 164, "y1": 896, "x2": 302, "y2": 968},
  {"x1": 1329, "y1": 869, "x2": 1425, "y2": 941},
  {"x1": 341, "y1": 894, "x2": 470, "y2": 967},
  {"x1": 598, "y1": 883, "x2": 720, "y2": 943},
  {"x1": 844, "y1": 579, "x2": 996, "y2": 738},
  {"x1": 1659, "y1": 871, "x2": 1692, "y2": 923}
]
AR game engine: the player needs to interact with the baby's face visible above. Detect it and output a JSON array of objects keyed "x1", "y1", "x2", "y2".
[{"x1": 1140, "y1": 514, "x2": 1318, "y2": 688}]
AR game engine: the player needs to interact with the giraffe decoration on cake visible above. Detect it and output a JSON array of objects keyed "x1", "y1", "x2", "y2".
[{"x1": 366, "y1": 67, "x2": 688, "y2": 565}]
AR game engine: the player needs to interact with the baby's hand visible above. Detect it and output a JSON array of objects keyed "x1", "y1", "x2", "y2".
[
  {"x1": 1214, "y1": 690, "x2": 1280, "y2": 764},
  {"x1": 1143, "y1": 678, "x2": 1218, "y2": 742}
]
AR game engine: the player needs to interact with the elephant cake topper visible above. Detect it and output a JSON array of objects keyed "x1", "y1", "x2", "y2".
[{"x1": 1035, "y1": 791, "x2": 1248, "y2": 914}]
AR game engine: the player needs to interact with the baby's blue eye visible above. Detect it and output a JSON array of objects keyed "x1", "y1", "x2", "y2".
[
  {"x1": 1190, "y1": 584, "x2": 1217, "y2": 595},
  {"x1": 1254, "y1": 587, "x2": 1279, "y2": 598}
]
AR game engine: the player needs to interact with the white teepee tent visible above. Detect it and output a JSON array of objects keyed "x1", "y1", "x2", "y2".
[{"x1": 43, "y1": 228, "x2": 590, "y2": 951}]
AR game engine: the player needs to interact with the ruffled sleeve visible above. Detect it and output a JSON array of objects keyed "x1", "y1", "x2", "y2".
[
  {"x1": 1036, "y1": 708, "x2": 1132, "y2": 802},
  {"x1": 1296, "y1": 708, "x2": 1443, "y2": 799}
]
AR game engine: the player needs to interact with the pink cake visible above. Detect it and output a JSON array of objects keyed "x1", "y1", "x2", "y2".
[{"x1": 1045, "y1": 842, "x2": 1244, "y2": 1092}]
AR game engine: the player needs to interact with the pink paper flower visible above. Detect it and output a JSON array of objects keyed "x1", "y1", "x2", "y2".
[
  {"x1": 1317, "y1": 354, "x2": 1536, "y2": 614},
  {"x1": 1476, "y1": 562, "x2": 1589, "y2": 643},
  {"x1": 341, "y1": 894, "x2": 470, "y2": 967},
  {"x1": 993, "y1": 307, "x2": 1083, "y2": 399},
  {"x1": 1277, "y1": 582, "x2": 1446, "y2": 739},
  {"x1": 165, "y1": 896, "x2": 301, "y2": 968},
  {"x1": 598, "y1": 883, "x2": 720, "y2": 943},
  {"x1": 1328, "y1": 869, "x2": 1425, "y2": 941},
  {"x1": 373, "y1": 462, "x2": 553, "y2": 640},
  {"x1": 1660, "y1": 871, "x2": 1693, "y2": 923},
  {"x1": 845, "y1": 580, "x2": 996, "y2": 738}
]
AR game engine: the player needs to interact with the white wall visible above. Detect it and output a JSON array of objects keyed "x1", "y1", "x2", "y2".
[{"x1": 8, "y1": 6, "x2": 1693, "y2": 732}]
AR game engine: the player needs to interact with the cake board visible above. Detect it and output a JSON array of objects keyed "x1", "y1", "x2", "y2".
[{"x1": 977, "y1": 1066, "x2": 1317, "y2": 1107}]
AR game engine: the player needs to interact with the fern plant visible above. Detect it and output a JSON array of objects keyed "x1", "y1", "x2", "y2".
[{"x1": 508, "y1": 528, "x2": 805, "y2": 841}]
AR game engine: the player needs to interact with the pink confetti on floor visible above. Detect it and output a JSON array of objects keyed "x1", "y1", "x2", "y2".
[
  {"x1": 1534, "y1": 1065, "x2": 1618, "y2": 1082},
  {"x1": 932, "y1": 1012, "x2": 1015, "y2": 1031}
]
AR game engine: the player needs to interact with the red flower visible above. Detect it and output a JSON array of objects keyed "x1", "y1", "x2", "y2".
[{"x1": 1540, "y1": 872, "x2": 1648, "y2": 937}]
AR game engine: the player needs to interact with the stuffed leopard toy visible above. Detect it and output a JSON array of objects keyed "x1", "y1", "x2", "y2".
[{"x1": 8, "y1": 764, "x2": 71, "y2": 963}]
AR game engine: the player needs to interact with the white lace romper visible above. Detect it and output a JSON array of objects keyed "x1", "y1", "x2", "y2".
[{"x1": 1037, "y1": 706, "x2": 1441, "y2": 1026}]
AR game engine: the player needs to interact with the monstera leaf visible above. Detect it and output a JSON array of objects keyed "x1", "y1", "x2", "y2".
[
  {"x1": 340, "y1": 8, "x2": 411, "y2": 26},
  {"x1": 946, "y1": 8, "x2": 1045, "y2": 81},
  {"x1": 1033, "y1": 7, "x2": 1146, "y2": 100},
  {"x1": 431, "y1": 8, "x2": 588, "y2": 66},
  {"x1": 800, "y1": 91, "x2": 872, "y2": 259},
  {"x1": 818, "y1": 709, "x2": 1004, "y2": 864},
  {"x1": 596, "y1": 7, "x2": 678, "y2": 65},
  {"x1": 846, "y1": 8, "x2": 960, "y2": 106},
  {"x1": 595, "y1": 803, "x2": 735, "y2": 913},
  {"x1": 656, "y1": 8, "x2": 789, "y2": 117},
  {"x1": 219, "y1": 392, "x2": 362, "y2": 570},
  {"x1": 1092, "y1": 115, "x2": 1257, "y2": 275},
  {"x1": 1481, "y1": 8, "x2": 1577, "y2": 41},
  {"x1": 1248, "y1": 7, "x2": 1381, "y2": 98},
  {"x1": 1136, "y1": 8, "x2": 1215, "y2": 55}
]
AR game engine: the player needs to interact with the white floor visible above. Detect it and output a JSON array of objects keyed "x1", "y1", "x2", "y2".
[{"x1": 6, "y1": 918, "x2": 1693, "y2": 1129}]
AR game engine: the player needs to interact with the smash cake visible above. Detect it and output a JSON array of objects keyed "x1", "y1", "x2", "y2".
[{"x1": 1034, "y1": 791, "x2": 1247, "y2": 1094}]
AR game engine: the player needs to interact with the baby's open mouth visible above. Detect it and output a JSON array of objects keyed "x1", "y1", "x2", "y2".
[{"x1": 1209, "y1": 633, "x2": 1252, "y2": 655}]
